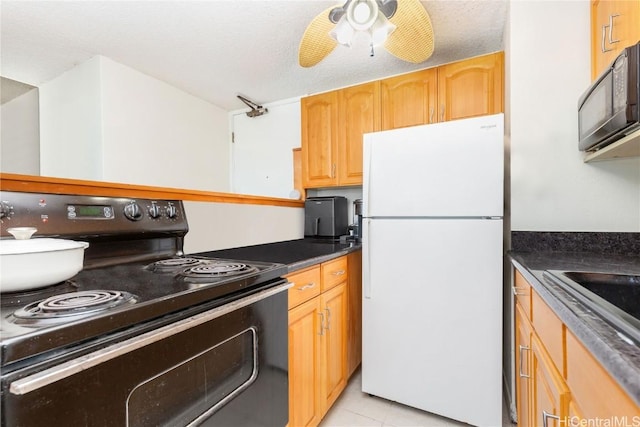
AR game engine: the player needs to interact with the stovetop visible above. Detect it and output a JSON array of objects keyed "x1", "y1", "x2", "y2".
[{"x1": 0, "y1": 254, "x2": 287, "y2": 368}]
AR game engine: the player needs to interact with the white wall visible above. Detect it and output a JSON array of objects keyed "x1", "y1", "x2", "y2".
[
  {"x1": 509, "y1": 1, "x2": 640, "y2": 232},
  {"x1": 1, "y1": 88, "x2": 40, "y2": 174},
  {"x1": 100, "y1": 57, "x2": 229, "y2": 191},
  {"x1": 182, "y1": 201, "x2": 304, "y2": 254},
  {"x1": 230, "y1": 98, "x2": 301, "y2": 198},
  {"x1": 38, "y1": 56, "x2": 230, "y2": 191},
  {"x1": 39, "y1": 56, "x2": 103, "y2": 180}
]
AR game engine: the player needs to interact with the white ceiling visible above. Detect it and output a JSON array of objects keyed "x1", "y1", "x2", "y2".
[{"x1": 0, "y1": 0, "x2": 508, "y2": 111}]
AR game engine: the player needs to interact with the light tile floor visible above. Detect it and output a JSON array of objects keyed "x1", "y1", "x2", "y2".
[{"x1": 318, "y1": 369, "x2": 516, "y2": 427}]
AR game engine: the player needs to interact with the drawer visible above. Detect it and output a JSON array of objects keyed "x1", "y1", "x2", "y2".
[
  {"x1": 566, "y1": 329, "x2": 640, "y2": 418},
  {"x1": 287, "y1": 266, "x2": 321, "y2": 310},
  {"x1": 513, "y1": 270, "x2": 532, "y2": 321},
  {"x1": 532, "y1": 289, "x2": 565, "y2": 376},
  {"x1": 321, "y1": 256, "x2": 348, "y2": 292}
]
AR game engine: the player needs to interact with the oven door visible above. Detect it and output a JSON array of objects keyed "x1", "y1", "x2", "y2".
[{"x1": 1, "y1": 282, "x2": 289, "y2": 427}]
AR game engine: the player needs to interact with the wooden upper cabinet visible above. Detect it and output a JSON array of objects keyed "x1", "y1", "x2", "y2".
[
  {"x1": 380, "y1": 68, "x2": 437, "y2": 130},
  {"x1": 301, "y1": 52, "x2": 504, "y2": 189},
  {"x1": 337, "y1": 82, "x2": 380, "y2": 186},
  {"x1": 301, "y1": 91, "x2": 338, "y2": 188},
  {"x1": 438, "y1": 52, "x2": 504, "y2": 122},
  {"x1": 591, "y1": 0, "x2": 640, "y2": 80}
]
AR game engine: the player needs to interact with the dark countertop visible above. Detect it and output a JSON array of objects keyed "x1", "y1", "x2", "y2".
[
  {"x1": 509, "y1": 250, "x2": 640, "y2": 406},
  {"x1": 196, "y1": 238, "x2": 361, "y2": 273}
]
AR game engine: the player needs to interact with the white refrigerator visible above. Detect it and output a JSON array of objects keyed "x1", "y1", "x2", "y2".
[{"x1": 362, "y1": 113, "x2": 504, "y2": 427}]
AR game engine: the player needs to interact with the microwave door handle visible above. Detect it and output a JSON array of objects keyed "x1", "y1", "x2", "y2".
[{"x1": 602, "y1": 24, "x2": 613, "y2": 52}]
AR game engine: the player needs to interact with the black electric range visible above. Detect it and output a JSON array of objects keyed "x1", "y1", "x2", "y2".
[{"x1": 0, "y1": 191, "x2": 289, "y2": 426}]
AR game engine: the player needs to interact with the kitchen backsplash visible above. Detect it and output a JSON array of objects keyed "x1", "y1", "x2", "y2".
[{"x1": 511, "y1": 231, "x2": 640, "y2": 255}]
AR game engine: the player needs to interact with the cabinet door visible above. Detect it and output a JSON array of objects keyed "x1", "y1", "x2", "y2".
[
  {"x1": 531, "y1": 334, "x2": 570, "y2": 427},
  {"x1": 288, "y1": 297, "x2": 322, "y2": 427},
  {"x1": 565, "y1": 329, "x2": 640, "y2": 417},
  {"x1": 380, "y1": 68, "x2": 437, "y2": 130},
  {"x1": 301, "y1": 91, "x2": 338, "y2": 188},
  {"x1": 591, "y1": 1, "x2": 640, "y2": 80},
  {"x1": 319, "y1": 282, "x2": 348, "y2": 415},
  {"x1": 437, "y1": 52, "x2": 504, "y2": 122},
  {"x1": 337, "y1": 82, "x2": 380, "y2": 185},
  {"x1": 515, "y1": 303, "x2": 532, "y2": 427}
]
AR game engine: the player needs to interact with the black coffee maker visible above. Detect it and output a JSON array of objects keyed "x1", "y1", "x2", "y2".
[{"x1": 349, "y1": 199, "x2": 363, "y2": 242}]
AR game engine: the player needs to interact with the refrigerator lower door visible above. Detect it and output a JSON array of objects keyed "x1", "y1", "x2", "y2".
[{"x1": 362, "y1": 217, "x2": 503, "y2": 427}]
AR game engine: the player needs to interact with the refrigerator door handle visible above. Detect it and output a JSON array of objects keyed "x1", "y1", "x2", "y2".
[
  {"x1": 365, "y1": 139, "x2": 372, "y2": 217},
  {"x1": 363, "y1": 218, "x2": 371, "y2": 299}
]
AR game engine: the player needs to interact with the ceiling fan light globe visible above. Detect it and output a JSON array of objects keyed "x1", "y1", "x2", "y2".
[
  {"x1": 329, "y1": 17, "x2": 355, "y2": 47},
  {"x1": 346, "y1": 0, "x2": 378, "y2": 31},
  {"x1": 370, "y1": 13, "x2": 396, "y2": 46}
]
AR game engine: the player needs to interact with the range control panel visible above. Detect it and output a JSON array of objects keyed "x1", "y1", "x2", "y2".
[{"x1": 0, "y1": 191, "x2": 188, "y2": 238}]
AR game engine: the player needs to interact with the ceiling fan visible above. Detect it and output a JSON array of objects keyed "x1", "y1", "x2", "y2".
[{"x1": 299, "y1": 0, "x2": 434, "y2": 68}]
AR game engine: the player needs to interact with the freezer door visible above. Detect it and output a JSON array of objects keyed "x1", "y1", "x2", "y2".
[
  {"x1": 362, "y1": 217, "x2": 503, "y2": 427},
  {"x1": 363, "y1": 114, "x2": 503, "y2": 218}
]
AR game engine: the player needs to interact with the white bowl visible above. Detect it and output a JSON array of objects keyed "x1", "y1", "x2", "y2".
[{"x1": 0, "y1": 238, "x2": 89, "y2": 292}]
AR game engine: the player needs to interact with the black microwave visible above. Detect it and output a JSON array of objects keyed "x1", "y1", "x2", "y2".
[{"x1": 578, "y1": 42, "x2": 640, "y2": 152}]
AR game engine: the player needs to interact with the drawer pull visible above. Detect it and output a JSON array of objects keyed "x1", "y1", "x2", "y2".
[
  {"x1": 542, "y1": 411, "x2": 560, "y2": 427},
  {"x1": 518, "y1": 345, "x2": 530, "y2": 379},
  {"x1": 512, "y1": 286, "x2": 527, "y2": 296},
  {"x1": 297, "y1": 282, "x2": 316, "y2": 291},
  {"x1": 331, "y1": 270, "x2": 346, "y2": 276}
]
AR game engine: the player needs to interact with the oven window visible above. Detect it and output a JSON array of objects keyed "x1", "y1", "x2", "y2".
[
  {"x1": 126, "y1": 327, "x2": 258, "y2": 427},
  {"x1": 580, "y1": 73, "x2": 612, "y2": 137}
]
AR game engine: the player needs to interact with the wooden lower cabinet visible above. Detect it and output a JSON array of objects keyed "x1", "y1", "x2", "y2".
[
  {"x1": 287, "y1": 254, "x2": 361, "y2": 427},
  {"x1": 530, "y1": 334, "x2": 570, "y2": 427},
  {"x1": 319, "y1": 283, "x2": 348, "y2": 415},
  {"x1": 513, "y1": 269, "x2": 640, "y2": 427},
  {"x1": 515, "y1": 303, "x2": 532, "y2": 427},
  {"x1": 288, "y1": 297, "x2": 322, "y2": 427}
]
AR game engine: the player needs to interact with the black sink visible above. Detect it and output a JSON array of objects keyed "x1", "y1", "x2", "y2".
[
  {"x1": 543, "y1": 270, "x2": 640, "y2": 345},
  {"x1": 562, "y1": 271, "x2": 640, "y2": 319}
]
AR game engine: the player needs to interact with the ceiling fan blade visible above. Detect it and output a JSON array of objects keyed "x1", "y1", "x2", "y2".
[
  {"x1": 384, "y1": 0, "x2": 434, "y2": 63},
  {"x1": 299, "y1": 7, "x2": 338, "y2": 68}
]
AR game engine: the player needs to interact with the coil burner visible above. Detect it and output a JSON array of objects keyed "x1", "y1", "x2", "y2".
[
  {"x1": 12, "y1": 290, "x2": 138, "y2": 327},
  {"x1": 145, "y1": 257, "x2": 205, "y2": 273},
  {"x1": 180, "y1": 261, "x2": 259, "y2": 280}
]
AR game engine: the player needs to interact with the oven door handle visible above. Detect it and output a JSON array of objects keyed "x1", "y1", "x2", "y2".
[{"x1": 9, "y1": 281, "x2": 292, "y2": 396}]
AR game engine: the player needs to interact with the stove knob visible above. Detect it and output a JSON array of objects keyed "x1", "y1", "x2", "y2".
[
  {"x1": 148, "y1": 203, "x2": 161, "y2": 219},
  {"x1": 124, "y1": 202, "x2": 143, "y2": 221},
  {"x1": 165, "y1": 204, "x2": 177, "y2": 219}
]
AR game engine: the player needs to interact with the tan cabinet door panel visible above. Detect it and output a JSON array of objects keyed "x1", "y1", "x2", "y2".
[{"x1": 438, "y1": 52, "x2": 504, "y2": 122}]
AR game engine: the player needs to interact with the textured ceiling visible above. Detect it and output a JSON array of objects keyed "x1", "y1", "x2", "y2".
[{"x1": 0, "y1": 1, "x2": 508, "y2": 111}]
